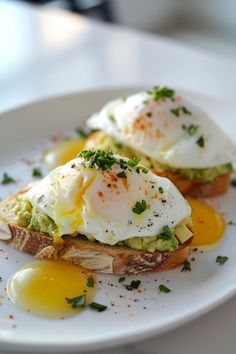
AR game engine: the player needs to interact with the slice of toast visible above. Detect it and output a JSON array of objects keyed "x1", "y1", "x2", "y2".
[
  {"x1": 155, "y1": 171, "x2": 230, "y2": 198},
  {"x1": 0, "y1": 186, "x2": 191, "y2": 275}
]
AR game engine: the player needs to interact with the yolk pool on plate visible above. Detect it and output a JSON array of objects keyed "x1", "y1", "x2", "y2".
[
  {"x1": 187, "y1": 197, "x2": 225, "y2": 247},
  {"x1": 7, "y1": 261, "x2": 96, "y2": 318},
  {"x1": 43, "y1": 139, "x2": 85, "y2": 169}
]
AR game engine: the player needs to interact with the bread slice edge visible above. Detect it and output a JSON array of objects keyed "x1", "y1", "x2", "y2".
[{"x1": 0, "y1": 185, "x2": 191, "y2": 275}]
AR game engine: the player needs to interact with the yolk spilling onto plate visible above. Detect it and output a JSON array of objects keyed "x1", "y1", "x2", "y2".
[
  {"x1": 7, "y1": 261, "x2": 96, "y2": 318},
  {"x1": 187, "y1": 197, "x2": 225, "y2": 247},
  {"x1": 44, "y1": 139, "x2": 85, "y2": 170}
]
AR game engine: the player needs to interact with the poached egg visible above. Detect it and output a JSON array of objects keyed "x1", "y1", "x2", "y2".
[
  {"x1": 87, "y1": 88, "x2": 235, "y2": 169},
  {"x1": 26, "y1": 151, "x2": 191, "y2": 245}
]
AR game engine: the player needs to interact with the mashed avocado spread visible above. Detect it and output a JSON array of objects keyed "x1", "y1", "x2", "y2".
[
  {"x1": 84, "y1": 132, "x2": 233, "y2": 183},
  {"x1": 8, "y1": 197, "x2": 192, "y2": 253}
]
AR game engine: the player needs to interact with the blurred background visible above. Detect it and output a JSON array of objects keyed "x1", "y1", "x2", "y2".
[
  {"x1": 18, "y1": 0, "x2": 236, "y2": 58},
  {"x1": 1, "y1": 0, "x2": 236, "y2": 112}
]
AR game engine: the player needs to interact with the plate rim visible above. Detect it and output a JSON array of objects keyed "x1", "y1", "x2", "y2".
[{"x1": 0, "y1": 86, "x2": 236, "y2": 353}]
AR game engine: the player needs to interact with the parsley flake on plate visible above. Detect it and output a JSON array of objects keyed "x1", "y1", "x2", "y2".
[
  {"x1": 1, "y1": 173, "x2": 16, "y2": 185},
  {"x1": 181, "y1": 260, "x2": 191, "y2": 272},
  {"x1": 89, "y1": 302, "x2": 107, "y2": 312},
  {"x1": 216, "y1": 255, "x2": 228, "y2": 265},
  {"x1": 32, "y1": 167, "x2": 42, "y2": 178},
  {"x1": 119, "y1": 277, "x2": 125, "y2": 283},
  {"x1": 65, "y1": 295, "x2": 86, "y2": 309},
  {"x1": 159, "y1": 284, "x2": 171, "y2": 293},
  {"x1": 76, "y1": 128, "x2": 89, "y2": 138},
  {"x1": 124, "y1": 280, "x2": 141, "y2": 291},
  {"x1": 76, "y1": 128, "x2": 98, "y2": 138}
]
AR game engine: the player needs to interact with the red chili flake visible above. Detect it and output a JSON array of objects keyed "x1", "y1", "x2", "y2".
[
  {"x1": 110, "y1": 174, "x2": 118, "y2": 182},
  {"x1": 51, "y1": 135, "x2": 62, "y2": 143},
  {"x1": 21, "y1": 158, "x2": 35, "y2": 166}
]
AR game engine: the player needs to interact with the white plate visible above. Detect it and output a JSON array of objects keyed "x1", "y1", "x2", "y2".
[{"x1": 0, "y1": 87, "x2": 235, "y2": 353}]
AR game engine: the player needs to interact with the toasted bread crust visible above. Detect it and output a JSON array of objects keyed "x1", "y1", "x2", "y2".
[
  {"x1": 154, "y1": 171, "x2": 230, "y2": 198},
  {"x1": 0, "y1": 185, "x2": 191, "y2": 275}
]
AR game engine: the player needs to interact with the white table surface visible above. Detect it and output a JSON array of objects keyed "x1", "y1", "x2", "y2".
[{"x1": 0, "y1": 1, "x2": 236, "y2": 353}]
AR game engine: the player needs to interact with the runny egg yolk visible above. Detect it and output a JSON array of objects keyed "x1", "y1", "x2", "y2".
[
  {"x1": 187, "y1": 197, "x2": 225, "y2": 247},
  {"x1": 43, "y1": 139, "x2": 85, "y2": 170},
  {"x1": 7, "y1": 261, "x2": 96, "y2": 318}
]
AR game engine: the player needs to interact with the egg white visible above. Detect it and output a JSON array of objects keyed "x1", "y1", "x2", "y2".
[
  {"x1": 87, "y1": 91, "x2": 235, "y2": 169},
  {"x1": 26, "y1": 156, "x2": 191, "y2": 245}
]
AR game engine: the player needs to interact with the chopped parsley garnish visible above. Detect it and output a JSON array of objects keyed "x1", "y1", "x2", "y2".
[
  {"x1": 79, "y1": 150, "x2": 117, "y2": 170},
  {"x1": 231, "y1": 177, "x2": 236, "y2": 187},
  {"x1": 124, "y1": 280, "x2": 141, "y2": 291},
  {"x1": 76, "y1": 128, "x2": 89, "y2": 138},
  {"x1": 159, "y1": 284, "x2": 171, "y2": 293},
  {"x1": 132, "y1": 200, "x2": 147, "y2": 215},
  {"x1": 127, "y1": 157, "x2": 140, "y2": 167},
  {"x1": 148, "y1": 86, "x2": 175, "y2": 101},
  {"x1": 89, "y1": 302, "x2": 107, "y2": 312},
  {"x1": 1, "y1": 173, "x2": 16, "y2": 185},
  {"x1": 32, "y1": 168, "x2": 42, "y2": 178},
  {"x1": 117, "y1": 171, "x2": 127, "y2": 179},
  {"x1": 181, "y1": 260, "x2": 191, "y2": 272},
  {"x1": 76, "y1": 128, "x2": 98, "y2": 138},
  {"x1": 65, "y1": 295, "x2": 86, "y2": 309},
  {"x1": 183, "y1": 124, "x2": 199, "y2": 136},
  {"x1": 159, "y1": 225, "x2": 172, "y2": 240},
  {"x1": 158, "y1": 187, "x2": 164, "y2": 194},
  {"x1": 78, "y1": 151, "x2": 148, "y2": 177},
  {"x1": 87, "y1": 278, "x2": 94, "y2": 288},
  {"x1": 119, "y1": 277, "x2": 125, "y2": 283},
  {"x1": 170, "y1": 106, "x2": 192, "y2": 117},
  {"x1": 108, "y1": 113, "x2": 116, "y2": 124},
  {"x1": 228, "y1": 221, "x2": 236, "y2": 225},
  {"x1": 136, "y1": 166, "x2": 149, "y2": 174},
  {"x1": 216, "y1": 255, "x2": 228, "y2": 265},
  {"x1": 146, "y1": 112, "x2": 152, "y2": 118},
  {"x1": 196, "y1": 135, "x2": 205, "y2": 148}
]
